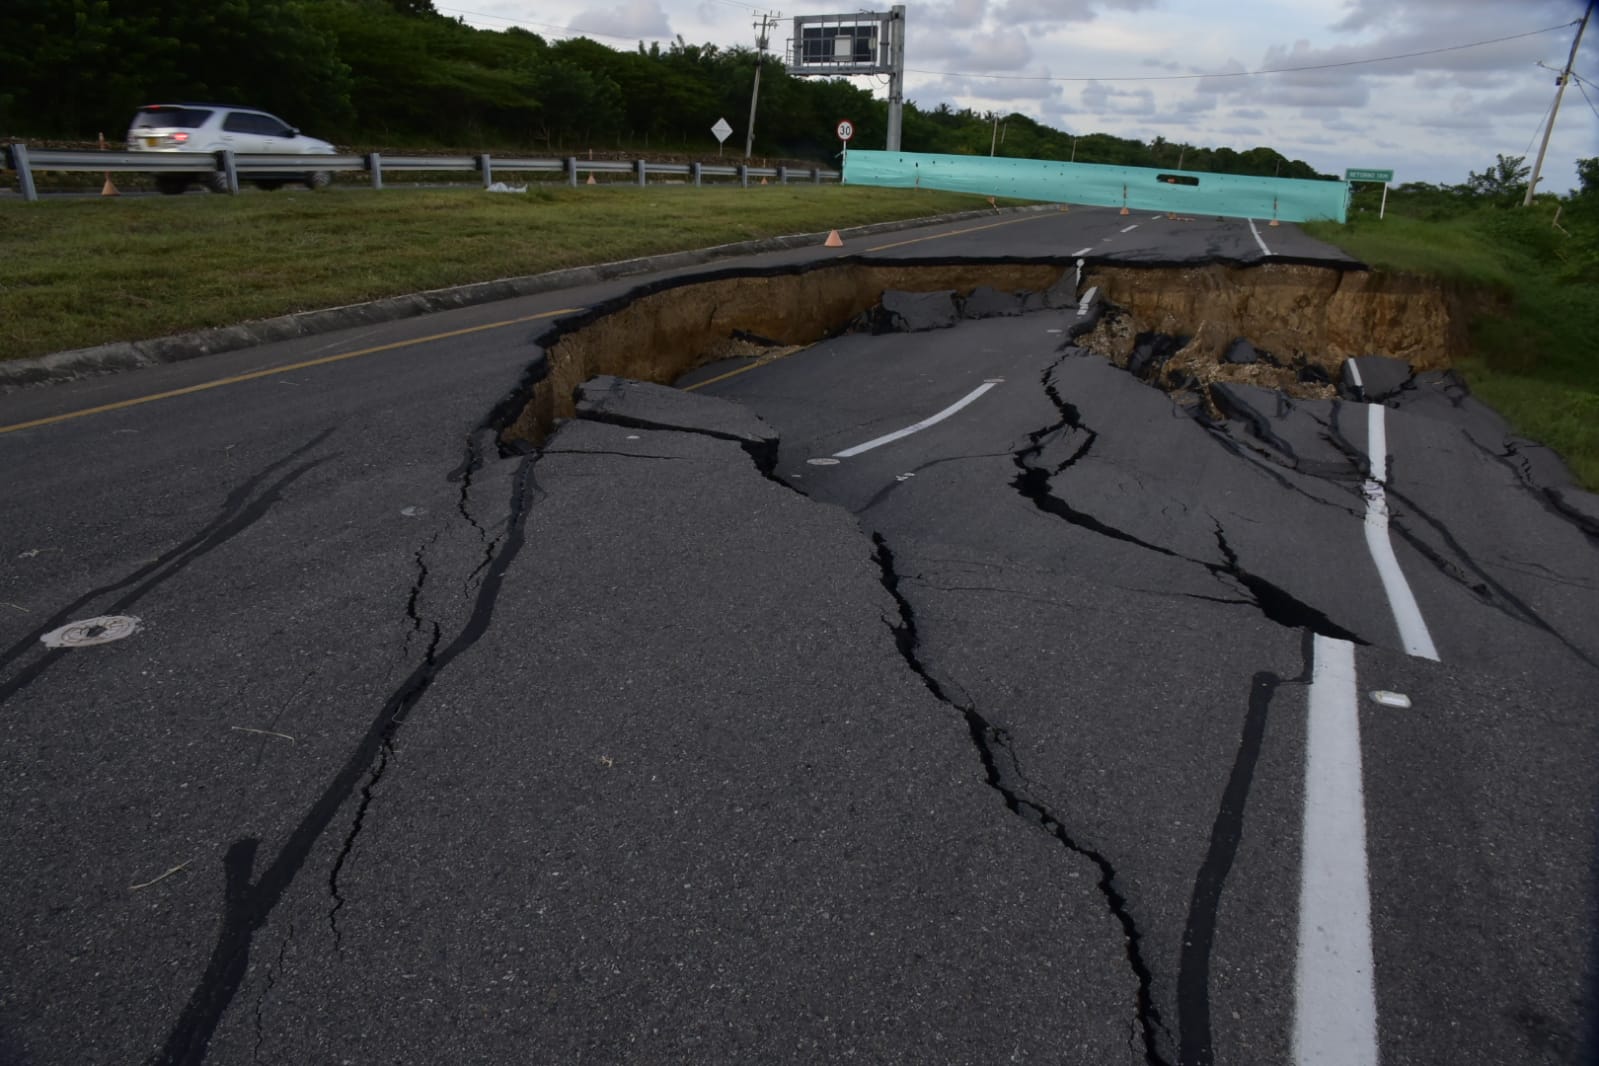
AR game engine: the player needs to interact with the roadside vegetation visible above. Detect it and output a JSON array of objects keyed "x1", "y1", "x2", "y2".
[
  {"x1": 1306, "y1": 155, "x2": 1599, "y2": 490},
  {"x1": 2, "y1": 0, "x2": 1328, "y2": 179},
  {"x1": 0, "y1": 185, "x2": 987, "y2": 360}
]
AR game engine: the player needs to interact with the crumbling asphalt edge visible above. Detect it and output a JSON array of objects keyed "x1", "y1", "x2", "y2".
[{"x1": 0, "y1": 205, "x2": 1057, "y2": 392}]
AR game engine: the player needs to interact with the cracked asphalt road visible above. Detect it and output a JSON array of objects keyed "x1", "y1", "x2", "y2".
[{"x1": 1, "y1": 208, "x2": 1595, "y2": 1065}]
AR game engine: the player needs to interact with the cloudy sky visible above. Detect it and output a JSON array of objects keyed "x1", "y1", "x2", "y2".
[{"x1": 445, "y1": 0, "x2": 1598, "y2": 192}]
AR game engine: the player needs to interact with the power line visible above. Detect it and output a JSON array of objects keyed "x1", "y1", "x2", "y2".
[
  {"x1": 905, "y1": 21, "x2": 1575, "y2": 83},
  {"x1": 1577, "y1": 76, "x2": 1599, "y2": 122}
]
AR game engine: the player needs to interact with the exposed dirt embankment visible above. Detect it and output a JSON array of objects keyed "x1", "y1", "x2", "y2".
[
  {"x1": 1077, "y1": 263, "x2": 1469, "y2": 400},
  {"x1": 501, "y1": 259, "x2": 1473, "y2": 445},
  {"x1": 504, "y1": 263, "x2": 1067, "y2": 443}
]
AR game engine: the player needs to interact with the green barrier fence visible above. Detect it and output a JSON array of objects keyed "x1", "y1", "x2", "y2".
[{"x1": 842, "y1": 149, "x2": 1349, "y2": 224}]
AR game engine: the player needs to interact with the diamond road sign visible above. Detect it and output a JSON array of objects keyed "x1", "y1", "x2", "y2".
[
  {"x1": 711, "y1": 118, "x2": 733, "y2": 144},
  {"x1": 1346, "y1": 168, "x2": 1394, "y2": 182}
]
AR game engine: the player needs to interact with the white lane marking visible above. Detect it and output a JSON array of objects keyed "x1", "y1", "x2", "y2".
[
  {"x1": 1345, "y1": 360, "x2": 1365, "y2": 391},
  {"x1": 1362, "y1": 404, "x2": 1440, "y2": 660},
  {"x1": 1077, "y1": 286, "x2": 1099, "y2": 317},
  {"x1": 1120, "y1": 224, "x2": 1139, "y2": 233},
  {"x1": 832, "y1": 382, "x2": 998, "y2": 458},
  {"x1": 1294, "y1": 635, "x2": 1380, "y2": 1066},
  {"x1": 1072, "y1": 246, "x2": 1094, "y2": 257},
  {"x1": 1248, "y1": 218, "x2": 1274, "y2": 257}
]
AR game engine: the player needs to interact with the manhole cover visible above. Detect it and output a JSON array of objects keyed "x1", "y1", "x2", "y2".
[{"x1": 40, "y1": 615, "x2": 142, "y2": 648}]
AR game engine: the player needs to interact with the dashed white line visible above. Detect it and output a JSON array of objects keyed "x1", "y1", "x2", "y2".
[
  {"x1": 1247, "y1": 218, "x2": 1274, "y2": 257},
  {"x1": 1076, "y1": 286, "x2": 1099, "y2": 317},
  {"x1": 1345, "y1": 360, "x2": 1365, "y2": 391},
  {"x1": 1362, "y1": 404, "x2": 1440, "y2": 660},
  {"x1": 1120, "y1": 224, "x2": 1139, "y2": 233},
  {"x1": 1293, "y1": 634, "x2": 1380, "y2": 1066},
  {"x1": 832, "y1": 382, "x2": 998, "y2": 458},
  {"x1": 1072, "y1": 246, "x2": 1094, "y2": 257}
]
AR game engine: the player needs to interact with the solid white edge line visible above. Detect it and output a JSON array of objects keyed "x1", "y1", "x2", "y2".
[
  {"x1": 1346, "y1": 359, "x2": 1365, "y2": 391},
  {"x1": 1294, "y1": 635, "x2": 1381, "y2": 1066},
  {"x1": 832, "y1": 382, "x2": 998, "y2": 459},
  {"x1": 1362, "y1": 404, "x2": 1440, "y2": 661},
  {"x1": 1247, "y1": 218, "x2": 1273, "y2": 257}
]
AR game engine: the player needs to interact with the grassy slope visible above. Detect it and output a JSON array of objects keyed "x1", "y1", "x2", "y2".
[
  {"x1": 0, "y1": 185, "x2": 984, "y2": 361},
  {"x1": 1305, "y1": 210, "x2": 1599, "y2": 491}
]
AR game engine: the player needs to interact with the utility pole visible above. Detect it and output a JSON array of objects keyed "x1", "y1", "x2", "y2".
[
  {"x1": 745, "y1": 10, "x2": 778, "y2": 160},
  {"x1": 1525, "y1": 1, "x2": 1592, "y2": 206}
]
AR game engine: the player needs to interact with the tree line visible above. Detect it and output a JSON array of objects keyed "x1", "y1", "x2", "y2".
[{"x1": 4, "y1": 0, "x2": 1335, "y2": 178}]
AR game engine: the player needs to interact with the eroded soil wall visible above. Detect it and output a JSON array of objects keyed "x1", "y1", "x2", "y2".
[{"x1": 503, "y1": 260, "x2": 1471, "y2": 444}]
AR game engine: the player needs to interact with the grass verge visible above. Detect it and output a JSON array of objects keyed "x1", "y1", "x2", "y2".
[
  {"x1": 1306, "y1": 207, "x2": 1599, "y2": 491},
  {"x1": 0, "y1": 184, "x2": 988, "y2": 362}
]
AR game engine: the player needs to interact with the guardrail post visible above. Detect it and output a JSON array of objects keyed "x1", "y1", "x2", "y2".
[
  {"x1": 777, "y1": 166, "x2": 788, "y2": 185},
  {"x1": 565, "y1": 157, "x2": 578, "y2": 187},
  {"x1": 737, "y1": 164, "x2": 748, "y2": 188},
  {"x1": 216, "y1": 150, "x2": 239, "y2": 194},
  {"x1": 691, "y1": 162, "x2": 702, "y2": 188},
  {"x1": 9, "y1": 144, "x2": 39, "y2": 202},
  {"x1": 635, "y1": 159, "x2": 647, "y2": 187},
  {"x1": 479, "y1": 154, "x2": 494, "y2": 188},
  {"x1": 368, "y1": 152, "x2": 383, "y2": 191},
  {"x1": 813, "y1": 167, "x2": 823, "y2": 185}
]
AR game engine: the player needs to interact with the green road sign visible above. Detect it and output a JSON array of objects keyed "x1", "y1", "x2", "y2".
[{"x1": 1345, "y1": 168, "x2": 1394, "y2": 182}]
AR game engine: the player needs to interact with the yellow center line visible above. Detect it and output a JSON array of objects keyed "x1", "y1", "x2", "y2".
[
  {"x1": 864, "y1": 213, "x2": 1039, "y2": 253},
  {"x1": 0, "y1": 307, "x2": 584, "y2": 436},
  {"x1": 683, "y1": 356, "x2": 790, "y2": 392}
]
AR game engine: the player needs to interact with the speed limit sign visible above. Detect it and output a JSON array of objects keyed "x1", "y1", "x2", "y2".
[{"x1": 836, "y1": 119, "x2": 854, "y2": 142}]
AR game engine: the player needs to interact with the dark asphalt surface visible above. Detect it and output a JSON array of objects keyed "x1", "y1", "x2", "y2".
[{"x1": 1, "y1": 207, "x2": 1594, "y2": 1065}]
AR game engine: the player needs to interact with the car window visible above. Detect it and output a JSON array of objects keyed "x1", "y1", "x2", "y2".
[
  {"x1": 133, "y1": 107, "x2": 212, "y2": 129},
  {"x1": 222, "y1": 112, "x2": 256, "y2": 133}
]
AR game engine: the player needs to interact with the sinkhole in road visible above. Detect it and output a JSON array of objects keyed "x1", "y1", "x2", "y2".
[{"x1": 498, "y1": 259, "x2": 1471, "y2": 447}]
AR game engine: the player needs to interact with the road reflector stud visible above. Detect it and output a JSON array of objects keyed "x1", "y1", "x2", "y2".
[
  {"x1": 824, "y1": 229, "x2": 844, "y2": 247},
  {"x1": 1368, "y1": 690, "x2": 1412, "y2": 709}
]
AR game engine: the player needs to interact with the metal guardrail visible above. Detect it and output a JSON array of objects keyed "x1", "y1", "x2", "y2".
[{"x1": 2, "y1": 144, "x2": 839, "y2": 201}]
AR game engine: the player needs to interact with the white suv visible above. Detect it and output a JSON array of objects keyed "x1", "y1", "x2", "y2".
[{"x1": 126, "y1": 104, "x2": 337, "y2": 194}]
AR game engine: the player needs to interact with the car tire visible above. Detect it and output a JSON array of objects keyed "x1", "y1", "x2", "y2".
[
  {"x1": 303, "y1": 170, "x2": 332, "y2": 190},
  {"x1": 201, "y1": 171, "x2": 230, "y2": 194},
  {"x1": 155, "y1": 175, "x2": 190, "y2": 196}
]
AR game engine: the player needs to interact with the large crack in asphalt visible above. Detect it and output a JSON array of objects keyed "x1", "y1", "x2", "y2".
[
  {"x1": 0, "y1": 429, "x2": 338, "y2": 707},
  {"x1": 1315, "y1": 403, "x2": 1599, "y2": 672},
  {"x1": 150, "y1": 450, "x2": 542, "y2": 1066},
  {"x1": 1008, "y1": 355, "x2": 1367, "y2": 645},
  {"x1": 869, "y1": 532, "x2": 1174, "y2": 1066}
]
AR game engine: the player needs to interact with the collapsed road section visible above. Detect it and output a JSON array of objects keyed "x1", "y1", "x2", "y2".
[{"x1": 497, "y1": 257, "x2": 1479, "y2": 449}]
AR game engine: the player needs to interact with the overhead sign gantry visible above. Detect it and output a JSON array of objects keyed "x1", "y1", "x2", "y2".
[{"x1": 786, "y1": 6, "x2": 906, "y2": 151}]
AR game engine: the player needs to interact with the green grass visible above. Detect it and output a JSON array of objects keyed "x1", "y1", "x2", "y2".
[
  {"x1": 0, "y1": 185, "x2": 986, "y2": 361},
  {"x1": 1306, "y1": 207, "x2": 1599, "y2": 491}
]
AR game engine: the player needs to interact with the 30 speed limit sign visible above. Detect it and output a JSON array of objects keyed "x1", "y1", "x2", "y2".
[{"x1": 836, "y1": 119, "x2": 854, "y2": 142}]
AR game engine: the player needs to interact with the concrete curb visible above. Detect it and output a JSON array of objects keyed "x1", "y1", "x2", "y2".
[{"x1": 0, "y1": 204, "x2": 1055, "y2": 392}]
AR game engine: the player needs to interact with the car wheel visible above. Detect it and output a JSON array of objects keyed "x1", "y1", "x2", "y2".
[
  {"x1": 202, "y1": 171, "x2": 231, "y2": 194},
  {"x1": 155, "y1": 175, "x2": 190, "y2": 196},
  {"x1": 254, "y1": 180, "x2": 285, "y2": 191},
  {"x1": 303, "y1": 170, "x2": 332, "y2": 190}
]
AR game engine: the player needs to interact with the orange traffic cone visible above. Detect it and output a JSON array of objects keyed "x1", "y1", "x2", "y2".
[
  {"x1": 824, "y1": 229, "x2": 844, "y2": 248},
  {"x1": 586, "y1": 173, "x2": 596, "y2": 185},
  {"x1": 759, "y1": 176, "x2": 768, "y2": 185},
  {"x1": 97, "y1": 131, "x2": 118, "y2": 196}
]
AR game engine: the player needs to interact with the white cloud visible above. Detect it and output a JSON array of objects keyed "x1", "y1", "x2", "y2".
[{"x1": 568, "y1": 0, "x2": 673, "y2": 39}]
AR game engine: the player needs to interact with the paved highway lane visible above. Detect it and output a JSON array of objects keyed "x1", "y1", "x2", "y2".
[
  {"x1": 1, "y1": 207, "x2": 1594, "y2": 1065},
  {"x1": 694, "y1": 300, "x2": 1599, "y2": 1064}
]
